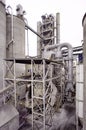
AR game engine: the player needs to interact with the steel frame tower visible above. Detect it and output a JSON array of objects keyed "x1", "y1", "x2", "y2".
[
  {"x1": 37, "y1": 14, "x2": 55, "y2": 57},
  {"x1": 2, "y1": 58, "x2": 63, "y2": 130}
]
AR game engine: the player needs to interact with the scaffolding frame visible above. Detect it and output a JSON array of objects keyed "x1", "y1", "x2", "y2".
[{"x1": 3, "y1": 58, "x2": 63, "y2": 130}]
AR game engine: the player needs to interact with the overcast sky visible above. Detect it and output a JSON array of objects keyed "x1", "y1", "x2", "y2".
[{"x1": 6, "y1": 0, "x2": 86, "y2": 56}]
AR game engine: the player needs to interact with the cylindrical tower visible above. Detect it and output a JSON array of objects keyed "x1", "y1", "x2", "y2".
[
  {"x1": 82, "y1": 13, "x2": 86, "y2": 130},
  {"x1": 6, "y1": 14, "x2": 26, "y2": 77},
  {"x1": 0, "y1": 1, "x2": 6, "y2": 90},
  {"x1": 6, "y1": 14, "x2": 25, "y2": 58}
]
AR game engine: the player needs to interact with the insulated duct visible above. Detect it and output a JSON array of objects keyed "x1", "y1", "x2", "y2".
[
  {"x1": 57, "y1": 43, "x2": 73, "y2": 93},
  {"x1": 44, "y1": 43, "x2": 73, "y2": 95}
]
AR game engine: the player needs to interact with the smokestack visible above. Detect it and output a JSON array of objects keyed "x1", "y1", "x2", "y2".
[{"x1": 56, "y1": 13, "x2": 60, "y2": 44}]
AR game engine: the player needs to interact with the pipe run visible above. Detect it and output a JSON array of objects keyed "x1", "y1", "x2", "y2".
[
  {"x1": 6, "y1": 6, "x2": 14, "y2": 49},
  {"x1": 44, "y1": 42, "x2": 73, "y2": 93},
  {"x1": 7, "y1": 6, "x2": 14, "y2": 42},
  {"x1": 57, "y1": 43, "x2": 73, "y2": 92},
  {"x1": 25, "y1": 24, "x2": 44, "y2": 41}
]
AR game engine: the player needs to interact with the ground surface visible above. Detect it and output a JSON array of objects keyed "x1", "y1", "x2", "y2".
[{"x1": 19, "y1": 111, "x2": 61, "y2": 130}]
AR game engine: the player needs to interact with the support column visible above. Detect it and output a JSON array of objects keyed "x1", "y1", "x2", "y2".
[
  {"x1": 37, "y1": 21, "x2": 41, "y2": 57},
  {"x1": 56, "y1": 13, "x2": 60, "y2": 44}
]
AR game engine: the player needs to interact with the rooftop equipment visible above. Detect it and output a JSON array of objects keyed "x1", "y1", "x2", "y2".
[{"x1": 16, "y1": 4, "x2": 25, "y2": 18}]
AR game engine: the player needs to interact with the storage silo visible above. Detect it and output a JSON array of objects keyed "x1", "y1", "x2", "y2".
[
  {"x1": 6, "y1": 13, "x2": 26, "y2": 77},
  {"x1": 82, "y1": 13, "x2": 86, "y2": 129},
  {"x1": 0, "y1": 1, "x2": 6, "y2": 90},
  {"x1": 6, "y1": 14, "x2": 25, "y2": 58}
]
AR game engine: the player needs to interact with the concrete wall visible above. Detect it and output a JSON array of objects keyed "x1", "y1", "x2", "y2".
[
  {"x1": 82, "y1": 13, "x2": 86, "y2": 130},
  {"x1": 0, "y1": 2, "x2": 6, "y2": 90}
]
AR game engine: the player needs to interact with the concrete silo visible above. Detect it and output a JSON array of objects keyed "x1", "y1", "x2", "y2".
[
  {"x1": 6, "y1": 14, "x2": 25, "y2": 58},
  {"x1": 5, "y1": 6, "x2": 26, "y2": 100},
  {"x1": 82, "y1": 13, "x2": 86, "y2": 130},
  {"x1": 6, "y1": 5, "x2": 26, "y2": 77},
  {"x1": 0, "y1": 1, "x2": 6, "y2": 90}
]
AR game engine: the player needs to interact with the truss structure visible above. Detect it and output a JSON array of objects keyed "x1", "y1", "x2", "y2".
[
  {"x1": 40, "y1": 14, "x2": 55, "y2": 57},
  {"x1": 3, "y1": 58, "x2": 64, "y2": 130}
]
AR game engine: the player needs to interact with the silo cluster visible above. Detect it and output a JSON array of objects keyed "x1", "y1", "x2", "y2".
[{"x1": 0, "y1": 0, "x2": 26, "y2": 89}]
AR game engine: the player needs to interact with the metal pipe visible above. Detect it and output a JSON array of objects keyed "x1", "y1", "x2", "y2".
[
  {"x1": 44, "y1": 42, "x2": 73, "y2": 92},
  {"x1": 44, "y1": 44, "x2": 59, "y2": 51},
  {"x1": 26, "y1": 29, "x2": 29, "y2": 55},
  {"x1": 6, "y1": 6, "x2": 14, "y2": 55},
  {"x1": 24, "y1": 18, "x2": 29, "y2": 56},
  {"x1": 37, "y1": 21, "x2": 41, "y2": 56},
  {"x1": 7, "y1": 6, "x2": 14, "y2": 42},
  {"x1": 56, "y1": 13, "x2": 60, "y2": 44},
  {"x1": 25, "y1": 24, "x2": 44, "y2": 41},
  {"x1": 57, "y1": 43, "x2": 73, "y2": 92}
]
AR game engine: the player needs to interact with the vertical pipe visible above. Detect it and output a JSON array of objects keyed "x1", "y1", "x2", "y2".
[
  {"x1": 82, "y1": 14, "x2": 86, "y2": 130},
  {"x1": 57, "y1": 43, "x2": 73, "y2": 94},
  {"x1": 50, "y1": 63, "x2": 53, "y2": 124},
  {"x1": 11, "y1": 8, "x2": 13, "y2": 41},
  {"x1": 27, "y1": 29, "x2": 29, "y2": 55},
  {"x1": 14, "y1": 59, "x2": 16, "y2": 107},
  {"x1": 7, "y1": 6, "x2": 14, "y2": 41},
  {"x1": 7, "y1": 6, "x2": 14, "y2": 57},
  {"x1": 31, "y1": 59, "x2": 33, "y2": 130},
  {"x1": 43, "y1": 59, "x2": 46, "y2": 130},
  {"x1": 37, "y1": 21, "x2": 41, "y2": 56},
  {"x1": 3, "y1": 60, "x2": 5, "y2": 104},
  {"x1": 24, "y1": 18, "x2": 29, "y2": 56},
  {"x1": 45, "y1": 43, "x2": 73, "y2": 92},
  {"x1": 56, "y1": 13, "x2": 60, "y2": 44},
  {"x1": 45, "y1": 42, "x2": 73, "y2": 101}
]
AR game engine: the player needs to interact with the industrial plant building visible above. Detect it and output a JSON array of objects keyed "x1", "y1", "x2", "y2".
[{"x1": 0, "y1": 0, "x2": 85, "y2": 130}]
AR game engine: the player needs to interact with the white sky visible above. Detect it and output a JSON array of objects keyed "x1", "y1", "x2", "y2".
[{"x1": 6, "y1": 0, "x2": 86, "y2": 56}]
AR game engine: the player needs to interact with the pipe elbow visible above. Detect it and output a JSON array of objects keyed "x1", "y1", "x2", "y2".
[
  {"x1": 57, "y1": 42, "x2": 73, "y2": 58},
  {"x1": 58, "y1": 42, "x2": 72, "y2": 51}
]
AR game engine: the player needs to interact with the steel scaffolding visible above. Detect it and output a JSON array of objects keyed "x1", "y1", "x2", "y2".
[{"x1": 3, "y1": 58, "x2": 63, "y2": 130}]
